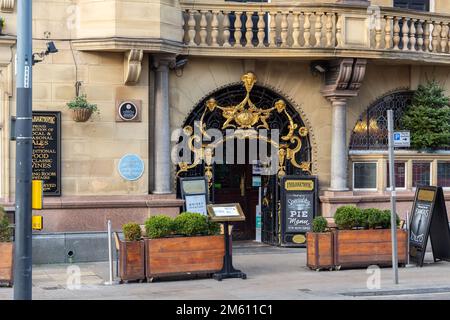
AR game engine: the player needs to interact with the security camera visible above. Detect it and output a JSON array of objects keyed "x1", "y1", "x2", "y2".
[
  {"x1": 45, "y1": 41, "x2": 58, "y2": 54},
  {"x1": 32, "y1": 41, "x2": 58, "y2": 65}
]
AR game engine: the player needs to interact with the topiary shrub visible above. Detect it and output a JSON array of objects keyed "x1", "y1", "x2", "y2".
[
  {"x1": 207, "y1": 220, "x2": 221, "y2": 236},
  {"x1": 366, "y1": 208, "x2": 384, "y2": 229},
  {"x1": 122, "y1": 222, "x2": 142, "y2": 241},
  {"x1": 145, "y1": 215, "x2": 174, "y2": 239},
  {"x1": 334, "y1": 206, "x2": 361, "y2": 230},
  {"x1": 312, "y1": 216, "x2": 328, "y2": 233},
  {"x1": 173, "y1": 212, "x2": 209, "y2": 236},
  {"x1": 0, "y1": 207, "x2": 12, "y2": 242},
  {"x1": 380, "y1": 210, "x2": 401, "y2": 229},
  {"x1": 355, "y1": 209, "x2": 369, "y2": 229}
]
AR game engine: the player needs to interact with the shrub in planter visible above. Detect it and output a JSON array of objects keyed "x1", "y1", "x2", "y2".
[
  {"x1": 118, "y1": 222, "x2": 145, "y2": 283},
  {"x1": 67, "y1": 94, "x2": 99, "y2": 122},
  {"x1": 334, "y1": 206, "x2": 361, "y2": 230},
  {"x1": 173, "y1": 212, "x2": 210, "y2": 236},
  {"x1": 123, "y1": 223, "x2": 142, "y2": 241},
  {"x1": 145, "y1": 215, "x2": 174, "y2": 239},
  {"x1": 307, "y1": 216, "x2": 333, "y2": 270},
  {"x1": 312, "y1": 216, "x2": 328, "y2": 233},
  {"x1": 0, "y1": 208, "x2": 13, "y2": 286},
  {"x1": 144, "y1": 213, "x2": 224, "y2": 281},
  {"x1": 333, "y1": 206, "x2": 407, "y2": 269},
  {"x1": 366, "y1": 208, "x2": 384, "y2": 229}
]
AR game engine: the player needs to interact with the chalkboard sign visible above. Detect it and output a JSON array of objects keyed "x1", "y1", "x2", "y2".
[
  {"x1": 179, "y1": 177, "x2": 209, "y2": 216},
  {"x1": 32, "y1": 111, "x2": 61, "y2": 196},
  {"x1": 410, "y1": 186, "x2": 450, "y2": 267},
  {"x1": 281, "y1": 176, "x2": 318, "y2": 246}
]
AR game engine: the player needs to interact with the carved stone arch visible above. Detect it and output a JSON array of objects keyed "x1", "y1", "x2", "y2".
[
  {"x1": 349, "y1": 88, "x2": 414, "y2": 150},
  {"x1": 176, "y1": 76, "x2": 318, "y2": 176}
]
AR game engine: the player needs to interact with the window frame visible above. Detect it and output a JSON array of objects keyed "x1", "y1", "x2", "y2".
[
  {"x1": 437, "y1": 161, "x2": 450, "y2": 190},
  {"x1": 353, "y1": 161, "x2": 378, "y2": 191},
  {"x1": 386, "y1": 161, "x2": 407, "y2": 191},
  {"x1": 412, "y1": 161, "x2": 433, "y2": 189}
]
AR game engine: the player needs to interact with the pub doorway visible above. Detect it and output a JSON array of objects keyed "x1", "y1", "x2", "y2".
[{"x1": 176, "y1": 73, "x2": 312, "y2": 246}]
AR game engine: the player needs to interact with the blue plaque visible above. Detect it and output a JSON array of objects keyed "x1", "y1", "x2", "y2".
[{"x1": 118, "y1": 154, "x2": 144, "y2": 181}]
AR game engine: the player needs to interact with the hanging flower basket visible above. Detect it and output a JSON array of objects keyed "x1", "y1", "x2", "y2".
[
  {"x1": 71, "y1": 108, "x2": 93, "y2": 122},
  {"x1": 66, "y1": 94, "x2": 98, "y2": 122}
]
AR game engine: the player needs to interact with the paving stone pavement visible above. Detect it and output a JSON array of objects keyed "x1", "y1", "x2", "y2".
[{"x1": 1, "y1": 244, "x2": 450, "y2": 300}]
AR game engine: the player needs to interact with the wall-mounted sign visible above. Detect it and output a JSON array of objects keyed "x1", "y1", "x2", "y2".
[
  {"x1": 179, "y1": 177, "x2": 208, "y2": 215},
  {"x1": 409, "y1": 186, "x2": 450, "y2": 267},
  {"x1": 116, "y1": 100, "x2": 141, "y2": 122},
  {"x1": 32, "y1": 216, "x2": 43, "y2": 231},
  {"x1": 207, "y1": 203, "x2": 246, "y2": 222},
  {"x1": 118, "y1": 154, "x2": 145, "y2": 181},
  {"x1": 281, "y1": 176, "x2": 318, "y2": 246},
  {"x1": 32, "y1": 111, "x2": 61, "y2": 196}
]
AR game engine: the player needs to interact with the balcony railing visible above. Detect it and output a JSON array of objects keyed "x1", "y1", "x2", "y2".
[{"x1": 180, "y1": 1, "x2": 450, "y2": 62}]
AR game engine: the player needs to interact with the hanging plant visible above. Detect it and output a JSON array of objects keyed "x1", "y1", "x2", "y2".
[{"x1": 66, "y1": 94, "x2": 99, "y2": 122}]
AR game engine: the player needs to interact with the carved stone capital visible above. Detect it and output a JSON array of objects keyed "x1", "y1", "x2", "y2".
[
  {"x1": 124, "y1": 49, "x2": 144, "y2": 85},
  {"x1": 0, "y1": 0, "x2": 15, "y2": 12},
  {"x1": 320, "y1": 58, "x2": 367, "y2": 102},
  {"x1": 152, "y1": 54, "x2": 177, "y2": 71}
]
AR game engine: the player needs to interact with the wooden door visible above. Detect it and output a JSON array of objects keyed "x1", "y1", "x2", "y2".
[{"x1": 213, "y1": 164, "x2": 258, "y2": 240}]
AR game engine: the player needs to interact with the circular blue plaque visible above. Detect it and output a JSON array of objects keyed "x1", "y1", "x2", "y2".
[{"x1": 118, "y1": 154, "x2": 144, "y2": 181}]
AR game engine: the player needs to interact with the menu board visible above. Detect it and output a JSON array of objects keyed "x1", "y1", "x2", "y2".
[
  {"x1": 285, "y1": 193, "x2": 314, "y2": 233},
  {"x1": 179, "y1": 177, "x2": 208, "y2": 215},
  {"x1": 280, "y1": 176, "x2": 318, "y2": 246},
  {"x1": 410, "y1": 186, "x2": 450, "y2": 267},
  {"x1": 32, "y1": 111, "x2": 61, "y2": 196}
]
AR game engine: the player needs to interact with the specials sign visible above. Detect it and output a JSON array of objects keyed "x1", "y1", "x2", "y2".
[
  {"x1": 281, "y1": 176, "x2": 318, "y2": 246},
  {"x1": 409, "y1": 186, "x2": 450, "y2": 267},
  {"x1": 32, "y1": 111, "x2": 61, "y2": 196}
]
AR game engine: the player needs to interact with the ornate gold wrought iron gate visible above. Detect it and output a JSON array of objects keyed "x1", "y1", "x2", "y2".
[{"x1": 176, "y1": 73, "x2": 312, "y2": 245}]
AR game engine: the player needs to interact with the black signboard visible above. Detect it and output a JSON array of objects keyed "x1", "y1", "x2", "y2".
[
  {"x1": 280, "y1": 176, "x2": 318, "y2": 247},
  {"x1": 32, "y1": 111, "x2": 61, "y2": 196},
  {"x1": 410, "y1": 186, "x2": 450, "y2": 267}
]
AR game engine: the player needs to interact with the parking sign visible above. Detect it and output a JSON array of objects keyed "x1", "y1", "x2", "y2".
[{"x1": 393, "y1": 131, "x2": 410, "y2": 148}]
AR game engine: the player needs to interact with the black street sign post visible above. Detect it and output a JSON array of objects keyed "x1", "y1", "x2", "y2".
[
  {"x1": 280, "y1": 176, "x2": 318, "y2": 247},
  {"x1": 409, "y1": 186, "x2": 450, "y2": 267}
]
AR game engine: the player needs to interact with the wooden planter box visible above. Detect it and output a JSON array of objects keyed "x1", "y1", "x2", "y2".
[
  {"x1": 145, "y1": 235, "x2": 225, "y2": 281},
  {"x1": 119, "y1": 240, "x2": 145, "y2": 282},
  {"x1": 306, "y1": 232, "x2": 334, "y2": 271},
  {"x1": 334, "y1": 229, "x2": 408, "y2": 269},
  {"x1": 0, "y1": 242, "x2": 13, "y2": 286}
]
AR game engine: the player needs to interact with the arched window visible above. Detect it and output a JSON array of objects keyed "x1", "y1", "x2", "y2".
[{"x1": 350, "y1": 91, "x2": 414, "y2": 150}]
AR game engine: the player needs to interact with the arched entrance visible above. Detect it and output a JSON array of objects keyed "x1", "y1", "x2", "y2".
[{"x1": 176, "y1": 73, "x2": 312, "y2": 245}]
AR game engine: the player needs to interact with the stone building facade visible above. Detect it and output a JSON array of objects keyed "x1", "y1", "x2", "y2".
[{"x1": 0, "y1": 0, "x2": 450, "y2": 258}]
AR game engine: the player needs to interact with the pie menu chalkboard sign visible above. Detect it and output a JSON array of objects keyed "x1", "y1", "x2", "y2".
[
  {"x1": 32, "y1": 111, "x2": 61, "y2": 196},
  {"x1": 410, "y1": 186, "x2": 450, "y2": 267},
  {"x1": 281, "y1": 176, "x2": 318, "y2": 246}
]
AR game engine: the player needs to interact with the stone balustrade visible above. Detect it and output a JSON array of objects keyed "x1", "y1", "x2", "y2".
[{"x1": 180, "y1": 1, "x2": 450, "y2": 62}]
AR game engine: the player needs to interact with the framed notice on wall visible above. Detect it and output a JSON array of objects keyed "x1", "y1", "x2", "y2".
[
  {"x1": 179, "y1": 177, "x2": 209, "y2": 215},
  {"x1": 32, "y1": 111, "x2": 61, "y2": 196},
  {"x1": 280, "y1": 176, "x2": 318, "y2": 246}
]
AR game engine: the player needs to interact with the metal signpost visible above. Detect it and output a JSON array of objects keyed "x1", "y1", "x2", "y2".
[
  {"x1": 388, "y1": 110, "x2": 400, "y2": 285},
  {"x1": 14, "y1": 0, "x2": 33, "y2": 300}
]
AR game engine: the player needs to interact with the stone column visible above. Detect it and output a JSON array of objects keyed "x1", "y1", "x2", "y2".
[
  {"x1": 329, "y1": 98, "x2": 348, "y2": 191},
  {"x1": 152, "y1": 56, "x2": 174, "y2": 194}
]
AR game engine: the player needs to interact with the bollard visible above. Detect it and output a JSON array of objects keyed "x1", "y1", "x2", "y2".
[{"x1": 104, "y1": 220, "x2": 115, "y2": 285}]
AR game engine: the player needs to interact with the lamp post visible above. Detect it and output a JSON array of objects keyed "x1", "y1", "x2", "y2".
[{"x1": 14, "y1": 0, "x2": 33, "y2": 300}]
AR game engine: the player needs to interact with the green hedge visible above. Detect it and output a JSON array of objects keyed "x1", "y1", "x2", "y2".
[
  {"x1": 144, "y1": 212, "x2": 221, "y2": 239},
  {"x1": 334, "y1": 206, "x2": 400, "y2": 230}
]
